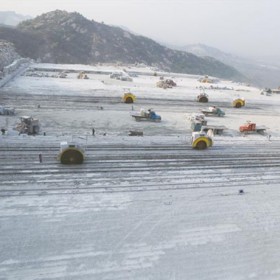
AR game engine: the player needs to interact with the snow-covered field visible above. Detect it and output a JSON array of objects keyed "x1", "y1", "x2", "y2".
[{"x1": 1, "y1": 63, "x2": 280, "y2": 279}]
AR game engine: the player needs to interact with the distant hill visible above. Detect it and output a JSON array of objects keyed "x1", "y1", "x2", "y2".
[
  {"x1": 180, "y1": 44, "x2": 280, "y2": 88},
  {"x1": 0, "y1": 11, "x2": 32, "y2": 26},
  {"x1": 0, "y1": 10, "x2": 245, "y2": 81}
]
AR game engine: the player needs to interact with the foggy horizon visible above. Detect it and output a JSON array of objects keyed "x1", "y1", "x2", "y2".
[{"x1": 1, "y1": 0, "x2": 279, "y2": 58}]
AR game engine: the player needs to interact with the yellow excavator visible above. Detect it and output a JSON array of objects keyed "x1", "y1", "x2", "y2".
[
  {"x1": 232, "y1": 98, "x2": 245, "y2": 108},
  {"x1": 122, "y1": 91, "x2": 136, "y2": 103},
  {"x1": 191, "y1": 131, "x2": 213, "y2": 150}
]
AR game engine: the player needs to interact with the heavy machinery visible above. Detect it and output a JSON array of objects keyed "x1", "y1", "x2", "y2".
[
  {"x1": 0, "y1": 105, "x2": 15, "y2": 115},
  {"x1": 122, "y1": 92, "x2": 136, "y2": 103},
  {"x1": 110, "y1": 72, "x2": 122, "y2": 79},
  {"x1": 188, "y1": 113, "x2": 206, "y2": 122},
  {"x1": 198, "y1": 75, "x2": 215, "y2": 83},
  {"x1": 156, "y1": 80, "x2": 170, "y2": 89},
  {"x1": 239, "y1": 121, "x2": 267, "y2": 135},
  {"x1": 110, "y1": 72, "x2": 132, "y2": 81},
  {"x1": 197, "y1": 93, "x2": 209, "y2": 103},
  {"x1": 190, "y1": 113, "x2": 208, "y2": 131},
  {"x1": 16, "y1": 116, "x2": 40, "y2": 135},
  {"x1": 191, "y1": 131, "x2": 213, "y2": 150},
  {"x1": 156, "y1": 79, "x2": 176, "y2": 89},
  {"x1": 57, "y1": 142, "x2": 85, "y2": 164},
  {"x1": 189, "y1": 113, "x2": 204, "y2": 130},
  {"x1": 232, "y1": 98, "x2": 245, "y2": 108},
  {"x1": 191, "y1": 120, "x2": 207, "y2": 131},
  {"x1": 165, "y1": 79, "x2": 176, "y2": 87},
  {"x1": 201, "y1": 106, "x2": 225, "y2": 117},
  {"x1": 58, "y1": 71, "x2": 67, "y2": 78},
  {"x1": 189, "y1": 113, "x2": 226, "y2": 135},
  {"x1": 131, "y1": 108, "x2": 161, "y2": 122},
  {"x1": 272, "y1": 88, "x2": 280, "y2": 94},
  {"x1": 200, "y1": 125, "x2": 226, "y2": 135},
  {"x1": 191, "y1": 122, "x2": 226, "y2": 135},
  {"x1": 77, "y1": 71, "x2": 89, "y2": 79},
  {"x1": 261, "y1": 88, "x2": 272, "y2": 95}
]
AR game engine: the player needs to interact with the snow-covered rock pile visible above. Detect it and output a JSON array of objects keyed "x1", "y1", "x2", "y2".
[
  {"x1": 0, "y1": 40, "x2": 31, "y2": 76},
  {"x1": 3, "y1": 58, "x2": 30, "y2": 76},
  {"x1": 0, "y1": 40, "x2": 20, "y2": 75},
  {"x1": 0, "y1": 40, "x2": 31, "y2": 87}
]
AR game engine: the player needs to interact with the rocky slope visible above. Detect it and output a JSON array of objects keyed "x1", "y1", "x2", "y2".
[{"x1": 0, "y1": 40, "x2": 20, "y2": 71}]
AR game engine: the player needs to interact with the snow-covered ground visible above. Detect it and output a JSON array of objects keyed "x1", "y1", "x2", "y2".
[{"x1": 1, "y1": 63, "x2": 280, "y2": 280}]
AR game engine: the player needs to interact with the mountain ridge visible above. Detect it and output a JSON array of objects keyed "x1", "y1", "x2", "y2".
[
  {"x1": 0, "y1": 11, "x2": 32, "y2": 26},
  {"x1": 178, "y1": 43, "x2": 279, "y2": 87},
  {"x1": 0, "y1": 10, "x2": 245, "y2": 82}
]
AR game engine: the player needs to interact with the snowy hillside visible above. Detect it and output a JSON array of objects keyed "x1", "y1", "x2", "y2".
[
  {"x1": 0, "y1": 40, "x2": 20, "y2": 71},
  {"x1": 1, "y1": 63, "x2": 280, "y2": 279},
  {"x1": 0, "y1": 10, "x2": 245, "y2": 81}
]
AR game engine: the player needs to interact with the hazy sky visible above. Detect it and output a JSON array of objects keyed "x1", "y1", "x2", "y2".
[{"x1": 1, "y1": 0, "x2": 279, "y2": 57}]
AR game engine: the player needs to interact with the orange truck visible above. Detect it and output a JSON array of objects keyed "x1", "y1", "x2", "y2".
[{"x1": 239, "y1": 122, "x2": 266, "y2": 134}]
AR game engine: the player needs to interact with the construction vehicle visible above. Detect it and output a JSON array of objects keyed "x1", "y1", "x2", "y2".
[
  {"x1": 189, "y1": 113, "x2": 206, "y2": 128},
  {"x1": 191, "y1": 131, "x2": 213, "y2": 150},
  {"x1": 156, "y1": 79, "x2": 176, "y2": 89},
  {"x1": 156, "y1": 80, "x2": 170, "y2": 89},
  {"x1": 122, "y1": 92, "x2": 136, "y2": 103},
  {"x1": 58, "y1": 71, "x2": 67, "y2": 78},
  {"x1": 0, "y1": 105, "x2": 15, "y2": 115},
  {"x1": 16, "y1": 116, "x2": 40, "y2": 135},
  {"x1": 165, "y1": 79, "x2": 176, "y2": 87},
  {"x1": 232, "y1": 98, "x2": 245, "y2": 108},
  {"x1": 239, "y1": 121, "x2": 267, "y2": 135},
  {"x1": 191, "y1": 120, "x2": 207, "y2": 132},
  {"x1": 131, "y1": 108, "x2": 161, "y2": 122},
  {"x1": 191, "y1": 122, "x2": 226, "y2": 135},
  {"x1": 110, "y1": 72, "x2": 132, "y2": 81},
  {"x1": 77, "y1": 71, "x2": 89, "y2": 79},
  {"x1": 272, "y1": 88, "x2": 280, "y2": 94},
  {"x1": 190, "y1": 113, "x2": 208, "y2": 131},
  {"x1": 189, "y1": 113, "x2": 226, "y2": 135},
  {"x1": 197, "y1": 92, "x2": 209, "y2": 103},
  {"x1": 57, "y1": 142, "x2": 85, "y2": 164},
  {"x1": 110, "y1": 72, "x2": 122, "y2": 79},
  {"x1": 261, "y1": 88, "x2": 272, "y2": 95},
  {"x1": 201, "y1": 106, "x2": 225, "y2": 117},
  {"x1": 200, "y1": 125, "x2": 226, "y2": 135},
  {"x1": 198, "y1": 75, "x2": 217, "y2": 83},
  {"x1": 188, "y1": 113, "x2": 206, "y2": 122}
]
